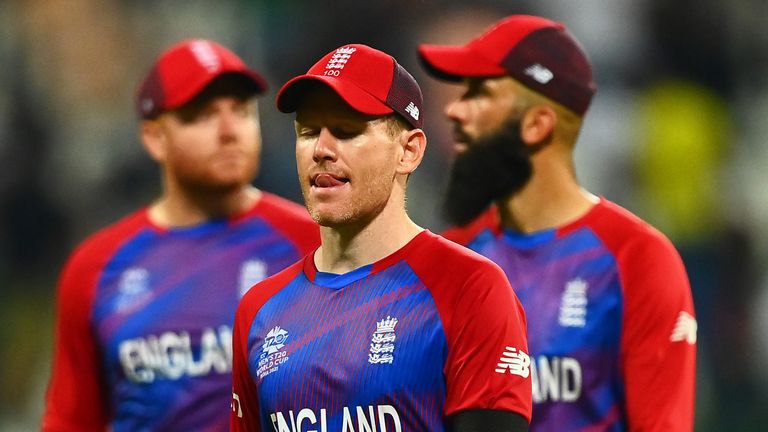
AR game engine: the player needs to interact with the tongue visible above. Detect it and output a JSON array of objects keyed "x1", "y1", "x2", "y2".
[{"x1": 315, "y1": 174, "x2": 346, "y2": 188}]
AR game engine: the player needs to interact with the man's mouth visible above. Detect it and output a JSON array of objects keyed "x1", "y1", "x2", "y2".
[{"x1": 312, "y1": 173, "x2": 349, "y2": 188}]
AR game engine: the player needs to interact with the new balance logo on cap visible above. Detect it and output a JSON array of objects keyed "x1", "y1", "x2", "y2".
[
  {"x1": 670, "y1": 311, "x2": 697, "y2": 344},
  {"x1": 524, "y1": 63, "x2": 554, "y2": 84},
  {"x1": 405, "y1": 102, "x2": 420, "y2": 120},
  {"x1": 495, "y1": 346, "x2": 531, "y2": 378}
]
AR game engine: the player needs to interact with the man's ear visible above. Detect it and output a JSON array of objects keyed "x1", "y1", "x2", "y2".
[
  {"x1": 140, "y1": 119, "x2": 167, "y2": 163},
  {"x1": 396, "y1": 128, "x2": 427, "y2": 175},
  {"x1": 520, "y1": 105, "x2": 556, "y2": 146}
]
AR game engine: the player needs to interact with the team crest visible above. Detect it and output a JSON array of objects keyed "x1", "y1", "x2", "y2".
[
  {"x1": 369, "y1": 316, "x2": 398, "y2": 365},
  {"x1": 239, "y1": 259, "x2": 268, "y2": 297},
  {"x1": 559, "y1": 278, "x2": 588, "y2": 327}
]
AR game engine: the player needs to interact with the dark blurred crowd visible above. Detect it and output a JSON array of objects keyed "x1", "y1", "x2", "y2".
[{"x1": 1, "y1": 0, "x2": 767, "y2": 429}]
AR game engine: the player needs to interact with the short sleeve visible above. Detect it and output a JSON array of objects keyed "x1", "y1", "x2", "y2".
[
  {"x1": 42, "y1": 248, "x2": 110, "y2": 431},
  {"x1": 442, "y1": 264, "x2": 533, "y2": 422},
  {"x1": 618, "y1": 233, "x2": 696, "y2": 431},
  {"x1": 231, "y1": 300, "x2": 262, "y2": 432}
]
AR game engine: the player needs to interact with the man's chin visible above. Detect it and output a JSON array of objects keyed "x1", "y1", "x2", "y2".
[{"x1": 443, "y1": 119, "x2": 532, "y2": 226}]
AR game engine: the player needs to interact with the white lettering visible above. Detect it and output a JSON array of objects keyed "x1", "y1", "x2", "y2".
[
  {"x1": 531, "y1": 356, "x2": 583, "y2": 403},
  {"x1": 560, "y1": 357, "x2": 582, "y2": 402},
  {"x1": 232, "y1": 392, "x2": 243, "y2": 418},
  {"x1": 270, "y1": 405, "x2": 400, "y2": 432},
  {"x1": 271, "y1": 411, "x2": 292, "y2": 432},
  {"x1": 119, "y1": 339, "x2": 153, "y2": 382},
  {"x1": 356, "y1": 405, "x2": 376, "y2": 432},
  {"x1": 296, "y1": 408, "x2": 316, "y2": 430},
  {"x1": 378, "y1": 405, "x2": 402, "y2": 432},
  {"x1": 342, "y1": 406, "x2": 355, "y2": 432},
  {"x1": 118, "y1": 326, "x2": 233, "y2": 383}
]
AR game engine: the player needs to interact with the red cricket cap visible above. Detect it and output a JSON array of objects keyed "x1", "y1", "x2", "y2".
[
  {"x1": 136, "y1": 39, "x2": 267, "y2": 119},
  {"x1": 418, "y1": 15, "x2": 596, "y2": 115},
  {"x1": 276, "y1": 44, "x2": 424, "y2": 129}
]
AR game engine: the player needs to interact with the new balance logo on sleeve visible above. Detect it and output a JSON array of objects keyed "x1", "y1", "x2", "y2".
[
  {"x1": 670, "y1": 311, "x2": 697, "y2": 344},
  {"x1": 495, "y1": 346, "x2": 531, "y2": 378}
]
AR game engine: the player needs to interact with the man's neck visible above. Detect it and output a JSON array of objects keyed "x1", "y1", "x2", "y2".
[
  {"x1": 314, "y1": 200, "x2": 422, "y2": 275},
  {"x1": 148, "y1": 185, "x2": 261, "y2": 228},
  {"x1": 498, "y1": 157, "x2": 598, "y2": 233}
]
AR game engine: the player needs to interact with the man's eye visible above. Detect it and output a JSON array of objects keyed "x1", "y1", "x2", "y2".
[
  {"x1": 298, "y1": 128, "x2": 319, "y2": 137},
  {"x1": 332, "y1": 128, "x2": 361, "y2": 139},
  {"x1": 233, "y1": 102, "x2": 255, "y2": 117},
  {"x1": 178, "y1": 109, "x2": 213, "y2": 124}
]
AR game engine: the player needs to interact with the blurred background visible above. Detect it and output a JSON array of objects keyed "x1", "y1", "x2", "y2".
[{"x1": 1, "y1": 0, "x2": 767, "y2": 430}]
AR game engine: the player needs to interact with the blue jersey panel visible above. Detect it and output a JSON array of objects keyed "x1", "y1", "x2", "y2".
[
  {"x1": 470, "y1": 226, "x2": 625, "y2": 431},
  {"x1": 247, "y1": 261, "x2": 449, "y2": 432},
  {"x1": 91, "y1": 217, "x2": 306, "y2": 431}
]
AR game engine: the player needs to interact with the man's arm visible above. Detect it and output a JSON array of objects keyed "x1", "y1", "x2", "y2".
[
  {"x1": 42, "y1": 250, "x2": 110, "y2": 431},
  {"x1": 450, "y1": 409, "x2": 529, "y2": 432},
  {"x1": 619, "y1": 235, "x2": 697, "y2": 431},
  {"x1": 231, "y1": 305, "x2": 262, "y2": 432},
  {"x1": 440, "y1": 263, "x2": 533, "y2": 425}
]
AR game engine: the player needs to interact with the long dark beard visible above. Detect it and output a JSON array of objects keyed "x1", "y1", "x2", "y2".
[{"x1": 442, "y1": 120, "x2": 533, "y2": 226}]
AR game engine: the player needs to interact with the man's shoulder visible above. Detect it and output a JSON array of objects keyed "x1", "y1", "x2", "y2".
[
  {"x1": 584, "y1": 199, "x2": 676, "y2": 253},
  {"x1": 408, "y1": 231, "x2": 507, "y2": 284},
  {"x1": 582, "y1": 200, "x2": 687, "y2": 289},
  {"x1": 237, "y1": 259, "x2": 306, "y2": 319},
  {"x1": 66, "y1": 209, "x2": 150, "y2": 267},
  {"x1": 56, "y1": 209, "x2": 150, "y2": 295},
  {"x1": 441, "y1": 206, "x2": 500, "y2": 246}
]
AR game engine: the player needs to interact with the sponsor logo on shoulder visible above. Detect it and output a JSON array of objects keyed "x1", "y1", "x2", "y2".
[
  {"x1": 670, "y1": 311, "x2": 697, "y2": 344},
  {"x1": 495, "y1": 346, "x2": 531, "y2": 378},
  {"x1": 369, "y1": 316, "x2": 398, "y2": 365}
]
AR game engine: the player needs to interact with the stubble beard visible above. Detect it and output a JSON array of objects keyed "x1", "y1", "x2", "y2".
[{"x1": 302, "y1": 169, "x2": 394, "y2": 229}]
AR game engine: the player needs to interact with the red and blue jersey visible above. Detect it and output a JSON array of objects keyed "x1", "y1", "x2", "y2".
[
  {"x1": 43, "y1": 193, "x2": 320, "y2": 432},
  {"x1": 231, "y1": 230, "x2": 532, "y2": 431},
  {"x1": 443, "y1": 198, "x2": 697, "y2": 431}
]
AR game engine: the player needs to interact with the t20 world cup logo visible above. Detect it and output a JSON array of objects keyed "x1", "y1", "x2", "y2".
[{"x1": 262, "y1": 326, "x2": 288, "y2": 356}]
